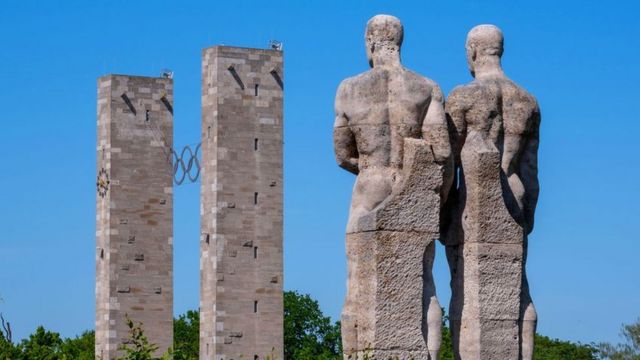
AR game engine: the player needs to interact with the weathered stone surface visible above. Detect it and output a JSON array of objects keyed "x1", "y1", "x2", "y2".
[
  {"x1": 200, "y1": 46, "x2": 284, "y2": 360},
  {"x1": 343, "y1": 230, "x2": 441, "y2": 359},
  {"x1": 95, "y1": 75, "x2": 174, "y2": 360},
  {"x1": 353, "y1": 139, "x2": 444, "y2": 234},
  {"x1": 334, "y1": 15, "x2": 453, "y2": 359},
  {"x1": 444, "y1": 24, "x2": 540, "y2": 360}
]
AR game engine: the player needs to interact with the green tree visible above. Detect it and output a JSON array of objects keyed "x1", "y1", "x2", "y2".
[
  {"x1": 533, "y1": 334, "x2": 599, "y2": 360},
  {"x1": 117, "y1": 315, "x2": 168, "y2": 360},
  {"x1": 599, "y1": 318, "x2": 640, "y2": 360},
  {"x1": 173, "y1": 310, "x2": 199, "y2": 360},
  {"x1": 0, "y1": 331, "x2": 19, "y2": 360},
  {"x1": 0, "y1": 324, "x2": 94, "y2": 360},
  {"x1": 16, "y1": 326, "x2": 64, "y2": 359},
  {"x1": 439, "y1": 311, "x2": 454, "y2": 360},
  {"x1": 284, "y1": 290, "x2": 342, "y2": 360},
  {"x1": 61, "y1": 331, "x2": 95, "y2": 360},
  {"x1": 0, "y1": 312, "x2": 18, "y2": 360}
]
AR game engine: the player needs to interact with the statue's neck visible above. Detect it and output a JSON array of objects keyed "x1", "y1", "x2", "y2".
[
  {"x1": 472, "y1": 56, "x2": 504, "y2": 79},
  {"x1": 371, "y1": 51, "x2": 401, "y2": 68}
]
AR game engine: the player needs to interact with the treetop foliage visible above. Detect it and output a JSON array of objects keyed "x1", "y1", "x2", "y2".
[
  {"x1": 284, "y1": 290, "x2": 342, "y2": 360},
  {"x1": 598, "y1": 318, "x2": 640, "y2": 360},
  {"x1": 2, "y1": 292, "x2": 636, "y2": 360}
]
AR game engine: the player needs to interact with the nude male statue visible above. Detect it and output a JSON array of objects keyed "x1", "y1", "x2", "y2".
[
  {"x1": 334, "y1": 15, "x2": 453, "y2": 359},
  {"x1": 335, "y1": 16, "x2": 453, "y2": 232},
  {"x1": 444, "y1": 25, "x2": 540, "y2": 359}
]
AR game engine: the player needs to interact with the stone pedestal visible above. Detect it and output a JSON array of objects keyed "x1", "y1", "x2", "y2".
[
  {"x1": 448, "y1": 134, "x2": 526, "y2": 360},
  {"x1": 342, "y1": 139, "x2": 444, "y2": 360}
]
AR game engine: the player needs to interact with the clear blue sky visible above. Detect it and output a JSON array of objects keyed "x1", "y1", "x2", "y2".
[{"x1": 0, "y1": 0, "x2": 638, "y2": 346}]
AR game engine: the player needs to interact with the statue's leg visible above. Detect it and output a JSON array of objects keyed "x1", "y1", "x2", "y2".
[
  {"x1": 342, "y1": 233, "x2": 358, "y2": 359},
  {"x1": 424, "y1": 240, "x2": 442, "y2": 360},
  {"x1": 519, "y1": 238, "x2": 536, "y2": 360},
  {"x1": 520, "y1": 297, "x2": 537, "y2": 360},
  {"x1": 445, "y1": 244, "x2": 463, "y2": 360}
]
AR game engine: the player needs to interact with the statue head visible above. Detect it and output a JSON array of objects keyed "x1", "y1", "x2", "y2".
[
  {"x1": 365, "y1": 15, "x2": 403, "y2": 68},
  {"x1": 465, "y1": 24, "x2": 504, "y2": 78}
]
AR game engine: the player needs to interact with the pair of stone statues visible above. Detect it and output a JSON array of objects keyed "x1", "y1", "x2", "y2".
[{"x1": 334, "y1": 15, "x2": 540, "y2": 360}]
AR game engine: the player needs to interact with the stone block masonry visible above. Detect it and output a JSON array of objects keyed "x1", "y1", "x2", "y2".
[
  {"x1": 96, "y1": 75, "x2": 174, "y2": 360},
  {"x1": 200, "y1": 46, "x2": 284, "y2": 360}
]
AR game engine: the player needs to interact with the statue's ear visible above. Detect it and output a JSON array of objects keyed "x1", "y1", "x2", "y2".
[
  {"x1": 367, "y1": 41, "x2": 375, "y2": 68},
  {"x1": 466, "y1": 45, "x2": 477, "y2": 77},
  {"x1": 485, "y1": 47, "x2": 500, "y2": 56}
]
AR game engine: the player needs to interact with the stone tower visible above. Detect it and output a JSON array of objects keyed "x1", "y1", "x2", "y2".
[
  {"x1": 200, "y1": 46, "x2": 284, "y2": 360},
  {"x1": 96, "y1": 75, "x2": 174, "y2": 359}
]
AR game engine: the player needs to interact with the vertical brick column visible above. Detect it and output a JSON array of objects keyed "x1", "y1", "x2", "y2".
[
  {"x1": 96, "y1": 75, "x2": 174, "y2": 360},
  {"x1": 200, "y1": 46, "x2": 284, "y2": 360}
]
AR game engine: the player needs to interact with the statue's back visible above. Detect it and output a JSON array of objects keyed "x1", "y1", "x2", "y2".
[{"x1": 338, "y1": 67, "x2": 437, "y2": 169}]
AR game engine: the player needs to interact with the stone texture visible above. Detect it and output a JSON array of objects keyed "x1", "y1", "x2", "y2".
[
  {"x1": 334, "y1": 15, "x2": 453, "y2": 360},
  {"x1": 443, "y1": 25, "x2": 540, "y2": 360},
  {"x1": 95, "y1": 75, "x2": 174, "y2": 360},
  {"x1": 200, "y1": 46, "x2": 284, "y2": 360}
]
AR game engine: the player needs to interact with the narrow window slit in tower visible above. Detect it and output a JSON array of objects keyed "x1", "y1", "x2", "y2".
[
  {"x1": 145, "y1": 109, "x2": 150, "y2": 122},
  {"x1": 254, "y1": 300, "x2": 258, "y2": 313},
  {"x1": 254, "y1": 138, "x2": 259, "y2": 151},
  {"x1": 254, "y1": 84, "x2": 259, "y2": 96},
  {"x1": 254, "y1": 246, "x2": 258, "y2": 259},
  {"x1": 254, "y1": 192, "x2": 258, "y2": 205}
]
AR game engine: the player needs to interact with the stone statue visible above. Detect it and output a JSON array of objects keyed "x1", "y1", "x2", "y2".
[
  {"x1": 443, "y1": 25, "x2": 540, "y2": 359},
  {"x1": 334, "y1": 14, "x2": 453, "y2": 360}
]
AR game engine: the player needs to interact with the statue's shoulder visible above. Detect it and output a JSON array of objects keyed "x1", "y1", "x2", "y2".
[
  {"x1": 397, "y1": 68, "x2": 443, "y2": 103},
  {"x1": 450, "y1": 81, "x2": 479, "y2": 96},
  {"x1": 446, "y1": 82, "x2": 483, "y2": 110},
  {"x1": 335, "y1": 72, "x2": 370, "y2": 113},
  {"x1": 501, "y1": 77, "x2": 539, "y2": 113},
  {"x1": 501, "y1": 77, "x2": 538, "y2": 107},
  {"x1": 403, "y1": 68, "x2": 440, "y2": 89},
  {"x1": 336, "y1": 71, "x2": 371, "y2": 99}
]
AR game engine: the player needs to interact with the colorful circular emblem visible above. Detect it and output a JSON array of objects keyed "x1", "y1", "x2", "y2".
[{"x1": 97, "y1": 168, "x2": 110, "y2": 198}]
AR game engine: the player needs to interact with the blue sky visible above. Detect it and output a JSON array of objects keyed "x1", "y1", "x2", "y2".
[{"x1": 0, "y1": 0, "x2": 638, "y2": 346}]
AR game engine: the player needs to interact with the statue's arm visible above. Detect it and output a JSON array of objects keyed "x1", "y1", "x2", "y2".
[
  {"x1": 520, "y1": 106, "x2": 540, "y2": 234},
  {"x1": 423, "y1": 84, "x2": 454, "y2": 204},
  {"x1": 444, "y1": 87, "x2": 468, "y2": 167},
  {"x1": 333, "y1": 82, "x2": 359, "y2": 175}
]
